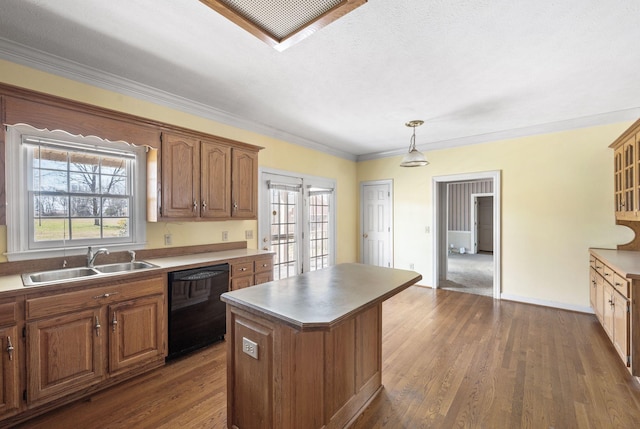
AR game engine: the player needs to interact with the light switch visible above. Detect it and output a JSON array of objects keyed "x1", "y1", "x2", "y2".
[{"x1": 242, "y1": 337, "x2": 258, "y2": 359}]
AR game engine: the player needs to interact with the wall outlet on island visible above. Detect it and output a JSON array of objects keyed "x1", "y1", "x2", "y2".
[
  {"x1": 222, "y1": 231, "x2": 229, "y2": 241},
  {"x1": 409, "y1": 263, "x2": 414, "y2": 270},
  {"x1": 164, "y1": 234, "x2": 172, "y2": 246}
]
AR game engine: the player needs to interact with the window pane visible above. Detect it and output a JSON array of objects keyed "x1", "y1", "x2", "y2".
[
  {"x1": 69, "y1": 172, "x2": 98, "y2": 193},
  {"x1": 71, "y1": 197, "x2": 100, "y2": 217},
  {"x1": 36, "y1": 169, "x2": 68, "y2": 192},
  {"x1": 69, "y1": 152, "x2": 100, "y2": 172},
  {"x1": 102, "y1": 198, "x2": 129, "y2": 217},
  {"x1": 33, "y1": 195, "x2": 68, "y2": 218},
  {"x1": 70, "y1": 218, "x2": 102, "y2": 239},
  {"x1": 33, "y1": 218, "x2": 68, "y2": 242},
  {"x1": 101, "y1": 174, "x2": 127, "y2": 195},
  {"x1": 33, "y1": 148, "x2": 67, "y2": 170},
  {"x1": 103, "y1": 218, "x2": 129, "y2": 237}
]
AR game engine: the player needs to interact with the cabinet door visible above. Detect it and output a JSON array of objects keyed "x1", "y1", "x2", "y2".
[
  {"x1": 595, "y1": 275, "x2": 605, "y2": 323},
  {"x1": 231, "y1": 148, "x2": 258, "y2": 219},
  {"x1": 27, "y1": 308, "x2": 105, "y2": 405},
  {"x1": 161, "y1": 133, "x2": 200, "y2": 218},
  {"x1": 602, "y1": 284, "x2": 614, "y2": 339},
  {"x1": 0, "y1": 326, "x2": 19, "y2": 417},
  {"x1": 231, "y1": 276, "x2": 254, "y2": 291},
  {"x1": 612, "y1": 291, "x2": 630, "y2": 365},
  {"x1": 201, "y1": 141, "x2": 231, "y2": 219},
  {"x1": 109, "y1": 294, "x2": 165, "y2": 374},
  {"x1": 619, "y1": 136, "x2": 637, "y2": 219}
]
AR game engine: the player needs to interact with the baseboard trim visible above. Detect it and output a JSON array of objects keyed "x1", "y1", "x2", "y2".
[{"x1": 500, "y1": 293, "x2": 593, "y2": 314}]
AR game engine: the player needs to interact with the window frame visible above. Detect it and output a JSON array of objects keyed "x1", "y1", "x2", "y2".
[{"x1": 5, "y1": 124, "x2": 147, "y2": 261}]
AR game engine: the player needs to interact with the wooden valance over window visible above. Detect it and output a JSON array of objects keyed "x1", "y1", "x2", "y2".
[{"x1": 2, "y1": 87, "x2": 161, "y2": 149}]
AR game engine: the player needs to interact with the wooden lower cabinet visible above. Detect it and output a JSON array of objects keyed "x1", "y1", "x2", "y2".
[
  {"x1": 589, "y1": 251, "x2": 633, "y2": 371},
  {"x1": 230, "y1": 256, "x2": 274, "y2": 291},
  {"x1": 26, "y1": 308, "x2": 105, "y2": 405},
  {"x1": 0, "y1": 326, "x2": 20, "y2": 419},
  {"x1": 108, "y1": 294, "x2": 164, "y2": 375},
  {"x1": 24, "y1": 275, "x2": 166, "y2": 409}
]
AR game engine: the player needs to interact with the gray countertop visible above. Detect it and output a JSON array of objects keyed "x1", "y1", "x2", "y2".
[
  {"x1": 221, "y1": 263, "x2": 422, "y2": 331},
  {"x1": 590, "y1": 248, "x2": 640, "y2": 279}
]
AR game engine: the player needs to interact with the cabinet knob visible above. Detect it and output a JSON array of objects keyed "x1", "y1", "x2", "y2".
[
  {"x1": 240, "y1": 267, "x2": 247, "y2": 271},
  {"x1": 202, "y1": 201, "x2": 207, "y2": 211},
  {"x1": 6, "y1": 336, "x2": 13, "y2": 361},
  {"x1": 112, "y1": 312, "x2": 118, "y2": 332},
  {"x1": 233, "y1": 201, "x2": 238, "y2": 210},
  {"x1": 95, "y1": 316, "x2": 101, "y2": 337},
  {"x1": 193, "y1": 200, "x2": 198, "y2": 212}
]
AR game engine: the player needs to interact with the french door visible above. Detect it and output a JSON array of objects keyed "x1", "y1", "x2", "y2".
[{"x1": 259, "y1": 171, "x2": 335, "y2": 280}]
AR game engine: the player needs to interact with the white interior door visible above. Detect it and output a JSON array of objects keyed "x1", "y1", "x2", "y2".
[{"x1": 361, "y1": 181, "x2": 392, "y2": 267}]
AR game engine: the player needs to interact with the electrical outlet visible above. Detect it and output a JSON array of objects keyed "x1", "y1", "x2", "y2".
[
  {"x1": 410, "y1": 263, "x2": 415, "y2": 270},
  {"x1": 222, "y1": 231, "x2": 228, "y2": 241},
  {"x1": 245, "y1": 230, "x2": 254, "y2": 239},
  {"x1": 164, "y1": 234, "x2": 172, "y2": 246},
  {"x1": 242, "y1": 337, "x2": 258, "y2": 359}
]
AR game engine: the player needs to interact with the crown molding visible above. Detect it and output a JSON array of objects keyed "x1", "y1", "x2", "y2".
[
  {"x1": 357, "y1": 108, "x2": 640, "y2": 162},
  {"x1": 0, "y1": 37, "x2": 358, "y2": 162}
]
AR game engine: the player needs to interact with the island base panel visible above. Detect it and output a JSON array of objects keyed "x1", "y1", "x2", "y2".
[{"x1": 226, "y1": 304, "x2": 382, "y2": 429}]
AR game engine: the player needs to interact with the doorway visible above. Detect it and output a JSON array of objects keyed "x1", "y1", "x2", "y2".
[
  {"x1": 360, "y1": 180, "x2": 393, "y2": 267},
  {"x1": 432, "y1": 171, "x2": 501, "y2": 298}
]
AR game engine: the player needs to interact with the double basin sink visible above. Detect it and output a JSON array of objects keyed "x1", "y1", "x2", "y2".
[{"x1": 22, "y1": 261, "x2": 158, "y2": 287}]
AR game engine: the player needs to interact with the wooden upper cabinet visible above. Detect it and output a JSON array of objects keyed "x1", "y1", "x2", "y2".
[
  {"x1": 159, "y1": 132, "x2": 259, "y2": 221},
  {"x1": 161, "y1": 133, "x2": 200, "y2": 218},
  {"x1": 201, "y1": 141, "x2": 231, "y2": 219},
  {"x1": 232, "y1": 148, "x2": 258, "y2": 219},
  {"x1": 611, "y1": 121, "x2": 640, "y2": 221}
]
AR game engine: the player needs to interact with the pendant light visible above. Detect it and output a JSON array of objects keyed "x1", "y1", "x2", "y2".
[{"x1": 400, "y1": 120, "x2": 429, "y2": 167}]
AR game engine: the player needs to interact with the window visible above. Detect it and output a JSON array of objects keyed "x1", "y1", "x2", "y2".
[
  {"x1": 259, "y1": 171, "x2": 336, "y2": 280},
  {"x1": 6, "y1": 125, "x2": 147, "y2": 261}
]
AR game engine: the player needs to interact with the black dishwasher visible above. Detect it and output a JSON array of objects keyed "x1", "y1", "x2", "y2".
[{"x1": 167, "y1": 264, "x2": 229, "y2": 360}]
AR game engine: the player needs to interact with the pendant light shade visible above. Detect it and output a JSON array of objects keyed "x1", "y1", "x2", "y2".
[{"x1": 400, "y1": 120, "x2": 429, "y2": 167}]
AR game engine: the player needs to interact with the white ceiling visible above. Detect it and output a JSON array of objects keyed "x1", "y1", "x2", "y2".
[{"x1": 1, "y1": 0, "x2": 640, "y2": 161}]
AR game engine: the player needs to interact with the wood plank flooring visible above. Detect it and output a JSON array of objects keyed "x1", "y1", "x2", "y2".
[{"x1": 14, "y1": 286, "x2": 640, "y2": 428}]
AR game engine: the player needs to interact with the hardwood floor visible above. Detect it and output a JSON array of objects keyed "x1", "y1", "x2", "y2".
[{"x1": 15, "y1": 286, "x2": 640, "y2": 428}]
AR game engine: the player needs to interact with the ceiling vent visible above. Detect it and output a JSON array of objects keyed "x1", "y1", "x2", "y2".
[{"x1": 200, "y1": 0, "x2": 367, "y2": 51}]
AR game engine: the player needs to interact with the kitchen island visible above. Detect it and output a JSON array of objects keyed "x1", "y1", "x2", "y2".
[{"x1": 220, "y1": 263, "x2": 422, "y2": 429}]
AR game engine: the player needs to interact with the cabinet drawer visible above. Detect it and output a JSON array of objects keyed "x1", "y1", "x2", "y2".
[
  {"x1": 593, "y1": 258, "x2": 605, "y2": 275},
  {"x1": 254, "y1": 257, "x2": 273, "y2": 274},
  {"x1": 232, "y1": 262, "x2": 254, "y2": 277},
  {"x1": 27, "y1": 276, "x2": 164, "y2": 320},
  {"x1": 613, "y1": 272, "x2": 630, "y2": 298},
  {"x1": 602, "y1": 265, "x2": 615, "y2": 284},
  {"x1": 0, "y1": 301, "x2": 17, "y2": 327}
]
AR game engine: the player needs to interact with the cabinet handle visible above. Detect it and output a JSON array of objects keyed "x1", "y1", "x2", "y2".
[
  {"x1": 93, "y1": 292, "x2": 119, "y2": 299},
  {"x1": 193, "y1": 200, "x2": 198, "y2": 212},
  {"x1": 604, "y1": 273, "x2": 610, "y2": 277},
  {"x1": 262, "y1": 263, "x2": 268, "y2": 267},
  {"x1": 240, "y1": 267, "x2": 247, "y2": 271},
  {"x1": 202, "y1": 200, "x2": 207, "y2": 211},
  {"x1": 112, "y1": 312, "x2": 118, "y2": 332},
  {"x1": 6, "y1": 336, "x2": 14, "y2": 361},
  {"x1": 95, "y1": 316, "x2": 101, "y2": 337},
  {"x1": 233, "y1": 201, "x2": 238, "y2": 211}
]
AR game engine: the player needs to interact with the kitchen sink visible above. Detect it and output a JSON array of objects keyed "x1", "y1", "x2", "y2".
[
  {"x1": 23, "y1": 267, "x2": 100, "y2": 286},
  {"x1": 94, "y1": 261, "x2": 157, "y2": 274},
  {"x1": 22, "y1": 260, "x2": 158, "y2": 287}
]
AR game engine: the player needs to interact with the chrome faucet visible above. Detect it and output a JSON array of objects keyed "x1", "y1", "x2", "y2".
[
  {"x1": 87, "y1": 246, "x2": 109, "y2": 268},
  {"x1": 128, "y1": 250, "x2": 136, "y2": 263}
]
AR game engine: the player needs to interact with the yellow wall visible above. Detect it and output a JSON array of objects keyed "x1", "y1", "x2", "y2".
[
  {"x1": 358, "y1": 123, "x2": 634, "y2": 309},
  {"x1": 0, "y1": 59, "x2": 358, "y2": 264},
  {"x1": 0, "y1": 59, "x2": 633, "y2": 310}
]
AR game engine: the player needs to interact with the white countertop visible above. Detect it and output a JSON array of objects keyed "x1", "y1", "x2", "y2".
[{"x1": 0, "y1": 248, "x2": 273, "y2": 294}]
